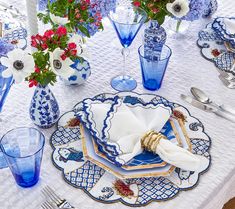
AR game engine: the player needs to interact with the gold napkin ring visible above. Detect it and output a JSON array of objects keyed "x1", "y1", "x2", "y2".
[{"x1": 141, "y1": 131, "x2": 167, "y2": 153}]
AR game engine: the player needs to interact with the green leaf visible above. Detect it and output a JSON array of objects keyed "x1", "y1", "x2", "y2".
[{"x1": 77, "y1": 25, "x2": 90, "y2": 38}]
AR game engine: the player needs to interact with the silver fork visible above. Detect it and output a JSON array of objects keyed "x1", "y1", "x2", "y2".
[
  {"x1": 42, "y1": 186, "x2": 76, "y2": 209},
  {"x1": 41, "y1": 201, "x2": 55, "y2": 209}
]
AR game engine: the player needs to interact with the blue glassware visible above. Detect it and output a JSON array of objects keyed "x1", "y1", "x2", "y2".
[
  {"x1": 108, "y1": 5, "x2": 147, "y2": 91},
  {"x1": 0, "y1": 127, "x2": 45, "y2": 187},
  {"x1": 138, "y1": 45, "x2": 172, "y2": 91},
  {"x1": 0, "y1": 69, "x2": 13, "y2": 113}
]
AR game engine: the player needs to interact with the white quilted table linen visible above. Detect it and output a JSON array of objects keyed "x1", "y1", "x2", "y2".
[{"x1": 0, "y1": 0, "x2": 235, "y2": 209}]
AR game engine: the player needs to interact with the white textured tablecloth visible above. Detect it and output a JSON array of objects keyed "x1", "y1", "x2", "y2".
[{"x1": 1, "y1": 1, "x2": 235, "y2": 209}]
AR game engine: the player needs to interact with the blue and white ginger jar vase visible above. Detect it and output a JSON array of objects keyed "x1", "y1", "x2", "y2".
[
  {"x1": 63, "y1": 58, "x2": 91, "y2": 85},
  {"x1": 144, "y1": 20, "x2": 167, "y2": 61},
  {"x1": 29, "y1": 85, "x2": 60, "y2": 129}
]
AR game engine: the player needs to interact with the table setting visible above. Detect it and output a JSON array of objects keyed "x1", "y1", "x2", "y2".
[{"x1": 0, "y1": 0, "x2": 235, "y2": 209}]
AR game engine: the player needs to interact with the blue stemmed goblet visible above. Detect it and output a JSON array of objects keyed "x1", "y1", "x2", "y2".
[{"x1": 108, "y1": 5, "x2": 147, "y2": 91}]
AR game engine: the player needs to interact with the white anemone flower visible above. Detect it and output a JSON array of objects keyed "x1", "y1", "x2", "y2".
[
  {"x1": 166, "y1": 0, "x2": 190, "y2": 18},
  {"x1": 0, "y1": 48, "x2": 35, "y2": 83},
  {"x1": 50, "y1": 13, "x2": 70, "y2": 25},
  {"x1": 49, "y1": 48, "x2": 74, "y2": 79}
]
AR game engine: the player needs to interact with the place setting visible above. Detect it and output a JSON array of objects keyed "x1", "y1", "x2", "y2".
[
  {"x1": 0, "y1": 0, "x2": 235, "y2": 209},
  {"x1": 197, "y1": 16, "x2": 235, "y2": 88}
]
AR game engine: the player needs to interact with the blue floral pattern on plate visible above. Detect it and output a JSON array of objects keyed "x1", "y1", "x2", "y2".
[
  {"x1": 50, "y1": 92, "x2": 211, "y2": 206},
  {"x1": 197, "y1": 22, "x2": 235, "y2": 76}
]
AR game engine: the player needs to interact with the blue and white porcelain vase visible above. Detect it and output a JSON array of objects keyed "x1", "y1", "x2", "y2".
[
  {"x1": 144, "y1": 20, "x2": 167, "y2": 61},
  {"x1": 203, "y1": 0, "x2": 218, "y2": 18},
  {"x1": 29, "y1": 85, "x2": 60, "y2": 129},
  {"x1": 63, "y1": 58, "x2": 91, "y2": 85}
]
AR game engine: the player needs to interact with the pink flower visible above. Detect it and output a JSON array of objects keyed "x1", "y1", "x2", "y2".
[
  {"x1": 34, "y1": 67, "x2": 40, "y2": 73},
  {"x1": 44, "y1": 29, "x2": 54, "y2": 38},
  {"x1": 56, "y1": 26, "x2": 67, "y2": 36},
  {"x1": 68, "y1": 42, "x2": 77, "y2": 50},
  {"x1": 133, "y1": 1, "x2": 141, "y2": 7},
  {"x1": 60, "y1": 53, "x2": 67, "y2": 60},
  {"x1": 29, "y1": 79, "x2": 38, "y2": 88}
]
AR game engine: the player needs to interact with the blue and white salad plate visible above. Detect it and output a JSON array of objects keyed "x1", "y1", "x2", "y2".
[
  {"x1": 50, "y1": 92, "x2": 211, "y2": 206},
  {"x1": 197, "y1": 22, "x2": 235, "y2": 76}
]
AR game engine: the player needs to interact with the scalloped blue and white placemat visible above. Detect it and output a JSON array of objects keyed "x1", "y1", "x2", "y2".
[
  {"x1": 50, "y1": 93, "x2": 211, "y2": 207},
  {"x1": 197, "y1": 22, "x2": 235, "y2": 76}
]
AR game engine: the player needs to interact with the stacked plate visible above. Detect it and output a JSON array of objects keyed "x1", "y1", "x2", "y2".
[
  {"x1": 74, "y1": 92, "x2": 192, "y2": 179},
  {"x1": 212, "y1": 17, "x2": 235, "y2": 50}
]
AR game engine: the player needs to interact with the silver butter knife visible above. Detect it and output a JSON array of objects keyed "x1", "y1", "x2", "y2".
[{"x1": 181, "y1": 94, "x2": 235, "y2": 123}]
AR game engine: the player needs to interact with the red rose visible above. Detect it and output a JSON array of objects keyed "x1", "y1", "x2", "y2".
[
  {"x1": 56, "y1": 26, "x2": 67, "y2": 36},
  {"x1": 68, "y1": 42, "x2": 77, "y2": 50},
  {"x1": 133, "y1": 1, "x2": 141, "y2": 7}
]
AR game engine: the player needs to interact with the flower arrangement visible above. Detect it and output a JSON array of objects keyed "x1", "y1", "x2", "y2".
[
  {"x1": 38, "y1": 0, "x2": 116, "y2": 37},
  {"x1": 166, "y1": 0, "x2": 209, "y2": 21},
  {"x1": 0, "y1": 26, "x2": 85, "y2": 87},
  {"x1": 132, "y1": 0, "x2": 171, "y2": 25},
  {"x1": 132, "y1": 0, "x2": 210, "y2": 25}
]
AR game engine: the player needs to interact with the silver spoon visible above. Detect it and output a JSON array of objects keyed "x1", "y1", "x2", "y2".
[{"x1": 190, "y1": 87, "x2": 235, "y2": 115}]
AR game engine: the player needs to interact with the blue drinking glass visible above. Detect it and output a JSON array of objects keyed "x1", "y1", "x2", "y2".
[
  {"x1": 0, "y1": 127, "x2": 45, "y2": 187},
  {"x1": 108, "y1": 5, "x2": 147, "y2": 91},
  {"x1": 0, "y1": 64, "x2": 13, "y2": 112},
  {"x1": 138, "y1": 45, "x2": 172, "y2": 91}
]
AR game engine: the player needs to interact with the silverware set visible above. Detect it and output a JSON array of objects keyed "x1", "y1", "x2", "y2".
[
  {"x1": 218, "y1": 65, "x2": 235, "y2": 89},
  {"x1": 41, "y1": 186, "x2": 76, "y2": 209},
  {"x1": 181, "y1": 87, "x2": 235, "y2": 123}
]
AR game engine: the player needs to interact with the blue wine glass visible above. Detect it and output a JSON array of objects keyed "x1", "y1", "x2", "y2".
[{"x1": 108, "y1": 5, "x2": 147, "y2": 91}]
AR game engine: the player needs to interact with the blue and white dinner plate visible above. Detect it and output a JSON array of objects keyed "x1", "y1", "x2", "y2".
[
  {"x1": 197, "y1": 22, "x2": 235, "y2": 76},
  {"x1": 50, "y1": 92, "x2": 211, "y2": 206}
]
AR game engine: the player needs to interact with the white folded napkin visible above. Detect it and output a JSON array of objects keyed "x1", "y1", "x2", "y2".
[
  {"x1": 79, "y1": 98, "x2": 201, "y2": 171},
  {"x1": 223, "y1": 18, "x2": 235, "y2": 35}
]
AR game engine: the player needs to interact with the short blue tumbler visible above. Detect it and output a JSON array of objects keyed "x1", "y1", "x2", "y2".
[
  {"x1": 138, "y1": 45, "x2": 172, "y2": 91},
  {"x1": 0, "y1": 127, "x2": 45, "y2": 187}
]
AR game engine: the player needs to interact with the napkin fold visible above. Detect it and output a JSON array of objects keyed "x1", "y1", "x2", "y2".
[{"x1": 79, "y1": 97, "x2": 201, "y2": 171}]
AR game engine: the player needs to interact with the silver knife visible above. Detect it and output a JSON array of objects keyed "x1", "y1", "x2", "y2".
[{"x1": 181, "y1": 94, "x2": 235, "y2": 123}]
